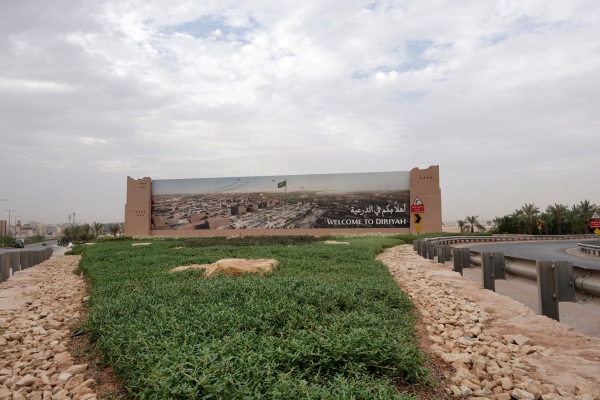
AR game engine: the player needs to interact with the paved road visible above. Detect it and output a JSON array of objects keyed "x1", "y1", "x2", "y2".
[
  {"x1": 468, "y1": 239, "x2": 600, "y2": 270},
  {"x1": 0, "y1": 240, "x2": 59, "y2": 255}
]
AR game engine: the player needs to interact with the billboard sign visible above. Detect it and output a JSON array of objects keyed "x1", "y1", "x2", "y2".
[{"x1": 151, "y1": 171, "x2": 410, "y2": 230}]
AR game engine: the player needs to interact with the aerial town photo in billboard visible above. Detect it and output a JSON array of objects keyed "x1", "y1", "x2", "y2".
[{"x1": 151, "y1": 171, "x2": 410, "y2": 230}]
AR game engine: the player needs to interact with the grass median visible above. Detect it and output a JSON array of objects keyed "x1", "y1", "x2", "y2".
[{"x1": 76, "y1": 236, "x2": 429, "y2": 399}]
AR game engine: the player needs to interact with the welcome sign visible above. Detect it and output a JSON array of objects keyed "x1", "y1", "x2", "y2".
[{"x1": 151, "y1": 171, "x2": 410, "y2": 230}]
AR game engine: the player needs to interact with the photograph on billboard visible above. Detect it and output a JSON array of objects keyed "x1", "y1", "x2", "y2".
[{"x1": 151, "y1": 171, "x2": 410, "y2": 230}]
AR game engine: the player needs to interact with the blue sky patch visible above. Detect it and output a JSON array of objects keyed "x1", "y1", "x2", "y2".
[{"x1": 164, "y1": 15, "x2": 260, "y2": 41}]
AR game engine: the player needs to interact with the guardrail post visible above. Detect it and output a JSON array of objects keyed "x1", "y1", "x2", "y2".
[
  {"x1": 428, "y1": 242, "x2": 435, "y2": 260},
  {"x1": 453, "y1": 248, "x2": 462, "y2": 275},
  {"x1": 444, "y1": 245, "x2": 452, "y2": 261},
  {"x1": 493, "y1": 252, "x2": 506, "y2": 280},
  {"x1": 460, "y1": 248, "x2": 471, "y2": 270},
  {"x1": 482, "y1": 252, "x2": 495, "y2": 291},
  {"x1": 0, "y1": 254, "x2": 9, "y2": 283},
  {"x1": 11, "y1": 252, "x2": 20, "y2": 273},
  {"x1": 437, "y1": 246, "x2": 445, "y2": 263},
  {"x1": 555, "y1": 261, "x2": 575, "y2": 302},
  {"x1": 536, "y1": 261, "x2": 560, "y2": 321}
]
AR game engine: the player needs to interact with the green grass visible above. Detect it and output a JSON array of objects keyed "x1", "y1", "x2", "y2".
[{"x1": 77, "y1": 237, "x2": 429, "y2": 399}]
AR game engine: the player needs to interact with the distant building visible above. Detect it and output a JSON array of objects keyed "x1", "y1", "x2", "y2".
[
  {"x1": 36, "y1": 224, "x2": 46, "y2": 235},
  {"x1": 206, "y1": 216, "x2": 229, "y2": 230},
  {"x1": 230, "y1": 205, "x2": 246, "y2": 216},
  {"x1": 0, "y1": 220, "x2": 6, "y2": 236},
  {"x1": 258, "y1": 200, "x2": 275, "y2": 209},
  {"x1": 194, "y1": 216, "x2": 230, "y2": 230},
  {"x1": 247, "y1": 203, "x2": 258, "y2": 213}
]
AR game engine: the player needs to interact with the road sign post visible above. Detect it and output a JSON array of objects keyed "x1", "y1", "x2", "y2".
[
  {"x1": 413, "y1": 213, "x2": 422, "y2": 235},
  {"x1": 592, "y1": 212, "x2": 600, "y2": 239}
]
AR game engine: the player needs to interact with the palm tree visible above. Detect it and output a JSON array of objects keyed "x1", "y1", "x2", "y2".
[
  {"x1": 82, "y1": 223, "x2": 92, "y2": 240},
  {"x1": 457, "y1": 220, "x2": 467, "y2": 233},
  {"x1": 520, "y1": 204, "x2": 540, "y2": 235},
  {"x1": 539, "y1": 212, "x2": 553, "y2": 235},
  {"x1": 511, "y1": 209, "x2": 525, "y2": 234},
  {"x1": 62, "y1": 225, "x2": 72, "y2": 240},
  {"x1": 546, "y1": 204, "x2": 567, "y2": 235},
  {"x1": 108, "y1": 223, "x2": 120, "y2": 237},
  {"x1": 565, "y1": 205, "x2": 581, "y2": 234},
  {"x1": 71, "y1": 224, "x2": 82, "y2": 241},
  {"x1": 579, "y1": 200, "x2": 597, "y2": 234},
  {"x1": 92, "y1": 222, "x2": 104, "y2": 239},
  {"x1": 492, "y1": 217, "x2": 501, "y2": 230},
  {"x1": 465, "y1": 215, "x2": 486, "y2": 233}
]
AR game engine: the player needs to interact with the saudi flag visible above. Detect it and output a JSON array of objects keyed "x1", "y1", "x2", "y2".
[{"x1": 278, "y1": 180, "x2": 286, "y2": 188}]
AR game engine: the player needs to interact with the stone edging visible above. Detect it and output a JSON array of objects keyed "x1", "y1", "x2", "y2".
[
  {"x1": 378, "y1": 245, "x2": 600, "y2": 400},
  {"x1": 0, "y1": 255, "x2": 97, "y2": 400}
]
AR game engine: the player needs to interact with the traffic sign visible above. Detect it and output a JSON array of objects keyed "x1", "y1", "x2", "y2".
[
  {"x1": 410, "y1": 197, "x2": 425, "y2": 213},
  {"x1": 591, "y1": 221, "x2": 600, "y2": 228},
  {"x1": 592, "y1": 212, "x2": 600, "y2": 220},
  {"x1": 536, "y1": 220, "x2": 543, "y2": 231},
  {"x1": 595, "y1": 228, "x2": 600, "y2": 235},
  {"x1": 415, "y1": 224, "x2": 422, "y2": 233},
  {"x1": 413, "y1": 214, "x2": 422, "y2": 224}
]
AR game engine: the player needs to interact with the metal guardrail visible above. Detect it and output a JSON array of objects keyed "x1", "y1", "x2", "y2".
[
  {"x1": 0, "y1": 248, "x2": 53, "y2": 283},
  {"x1": 428, "y1": 234, "x2": 597, "y2": 246},
  {"x1": 413, "y1": 235, "x2": 600, "y2": 322},
  {"x1": 578, "y1": 242, "x2": 600, "y2": 256}
]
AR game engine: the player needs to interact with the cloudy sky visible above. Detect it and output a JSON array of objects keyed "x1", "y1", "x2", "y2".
[{"x1": 0, "y1": 0, "x2": 598, "y2": 225}]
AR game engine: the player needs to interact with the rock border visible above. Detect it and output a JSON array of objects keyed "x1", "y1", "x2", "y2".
[
  {"x1": 0, "y1": 255, "x2": 97, "y2": 400},
  {"x1": 379, "y1": 245, "x2": 600, "y2": 400}
]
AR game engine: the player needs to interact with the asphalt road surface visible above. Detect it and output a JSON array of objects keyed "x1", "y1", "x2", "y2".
[
  {"x1": 468, "y1": 239, "x2": 600, "y2": 270},
  {"x1": 0, "y1": 240, "x2": 60, "y2": 255}
]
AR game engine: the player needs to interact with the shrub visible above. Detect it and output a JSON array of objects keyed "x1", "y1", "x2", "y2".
[{"x1": 78, "y1": 237, "x2": 428, "y2": 399}]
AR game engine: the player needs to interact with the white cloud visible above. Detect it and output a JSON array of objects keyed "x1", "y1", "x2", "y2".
[{"x1": 0, "y1": 0, "x2": 598, "y2": 223}]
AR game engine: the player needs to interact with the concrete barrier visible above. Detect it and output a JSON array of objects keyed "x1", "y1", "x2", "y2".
[
  {"x1": 32, "y1": 250, "x2": 43, "y2": 266},
  {"x1": 11, "y1": 252, "x2": 20, "y2": 273},
  {"x1": 26, "y1": 251, "x2": 33, "y2": 269},
  {"x1": 20, "y1": 251, "x2": 31, "y2": 269},
  {"x1": 20, "y1": 251, "x2": 31, "y2": 270},
  {"x1": 0, "y1": 253, "x2": 9, "y2": 283}
]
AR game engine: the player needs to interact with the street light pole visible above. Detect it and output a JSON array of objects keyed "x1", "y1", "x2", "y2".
[
  {"x1": 13, "y1": 216, "x2": 20, "y2": 238},
  {"x1": 4, "y1": 209, "x2": 15, "y2": 236},
  {"x1": 0, "y1": 200, "x2": 7, "y2": 236}
]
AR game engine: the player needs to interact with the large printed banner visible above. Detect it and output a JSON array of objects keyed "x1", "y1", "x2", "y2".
[{"x1": 151, "y1": 171, "x2": 410, "y2": 230}]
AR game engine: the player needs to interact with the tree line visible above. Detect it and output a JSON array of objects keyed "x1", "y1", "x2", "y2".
[
  {"x1": 62, "y1": 222, "x2": 123, "y2": 241},
  {"x1": 491, "y1": 200, "x2": 598, "y2": 235}
]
